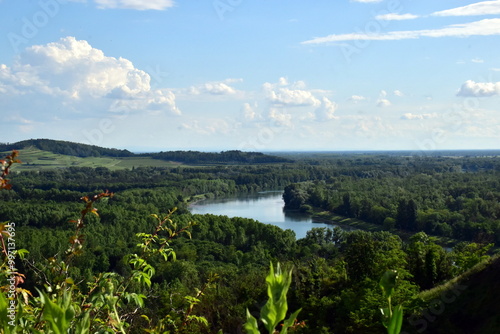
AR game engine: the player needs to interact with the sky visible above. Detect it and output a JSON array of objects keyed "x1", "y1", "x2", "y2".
[{"x1": 1, "y1": 0, "x2": 500, "y2": 152}]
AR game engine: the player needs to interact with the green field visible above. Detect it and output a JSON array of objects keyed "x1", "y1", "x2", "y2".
[{"x1": 2, "y1": 147, "x2": 183, "y2": 170}]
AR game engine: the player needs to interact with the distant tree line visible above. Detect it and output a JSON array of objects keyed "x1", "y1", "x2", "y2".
[
  {"x1": 0, "y1": 139, "x2": 292, "y2": 164},
  {"x1": 0, "y1": 139, "x2": 134, "y2": 158},
  {"x1": 143, "y1": 150, "x2": 291, "y2": 164}
]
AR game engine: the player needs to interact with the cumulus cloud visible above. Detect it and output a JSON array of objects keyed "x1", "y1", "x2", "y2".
[
  {"x1": 314, "y1": 97, "x2": 338, "y2": 121},
  {"x1": 94, "y1": 0, "x2": 175, "y2": 10},
  {"x1": 188, "y1": 79, "x2": 241, "y2": 96},
  {"x1": 376, "y1": 90, "x2": 391, "y2": 107},
  {"x1": 394, "y1": 90, "x2": 404, "y2": 97},
  {"x1": 263, "y1": 79, "x2": 321, "y2": 107},
  {"x1": 377, "y1": 99, "x2": 392, "y2": 107},
  {"x1": 432, "y1": 0, "x2": 500, "y2": 17},
  {"x1": 0, "y1": 36, "x2": 181, "y2": 120},
  {"x1": 241, "y1": 102, "x2": 260, "y2": 121},
  {"x1": 457, "y1": 80, "x2": 500, "y2": 97},
  {"x1": 302, "y1": 18, "x2": 500, "y2": 44},
  {"x1": 202, "y1": 82, "x2": 236, "y2": 95},
  {"x1": 349, "y1": 95, "x2": 367, "y2": 103},
  {"x1": 375, "y1": 13, "x2": 419, "y2": 21},
  {"x1": 268, "y1": 108, "x2": 293, "y2": 127},
  {"x1": 401, "y1": 113, "x2": 438, "y2": 120},
  {"x1": 278, "y1": 77, "x2": 288, "y2": 86}
]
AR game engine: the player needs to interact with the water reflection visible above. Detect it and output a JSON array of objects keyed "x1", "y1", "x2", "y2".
[{"x1": 189, "y1": 191, "x2": 335, "y2": 239}]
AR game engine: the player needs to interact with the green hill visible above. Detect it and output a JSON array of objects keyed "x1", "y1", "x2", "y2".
[
  {"x1": 406, "y1": 254, "x2": 500, "y2": 334},
  {"x1": 0, "y1": 139, "x2": 134, "y2": 158},
  {"x1": 0, "y1": 138, "x2": 292, "y2": 167}
]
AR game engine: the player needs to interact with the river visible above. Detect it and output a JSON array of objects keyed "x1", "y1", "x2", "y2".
[{"x1": 189, "y1": 191, "x2": 339, "y2": 239}]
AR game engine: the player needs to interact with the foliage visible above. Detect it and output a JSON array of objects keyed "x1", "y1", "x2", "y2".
[
  {"x1": 0, "y1": 155, "x2": 203, "y2": 332},
  {"x1": 379, "y1": 270, "x2": 403, "y2": 334},
  {"x1": 0, "y1": 150, "x2": 21, "y2": 190},
  {"x1": 244, "y1": 263, "x2": 303, "y2": 334},
  {"x1": 1, "y1": 149, "x2": 499, "y2": 333}
]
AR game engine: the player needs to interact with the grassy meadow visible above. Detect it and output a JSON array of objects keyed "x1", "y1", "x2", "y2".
[{"x1": 2, "y1": 147, "x2": 183, "y2": 170}]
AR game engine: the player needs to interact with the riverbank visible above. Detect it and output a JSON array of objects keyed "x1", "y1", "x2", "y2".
[
  {"x1": 187, "y1": 191, "x2": 333, "y2": 240},
  {"x1": 311, "y1": 209, "x2": 459, "y2": 248},
  {"x1": 189, "y1": 192, "x2": 460, "y2": 248}
]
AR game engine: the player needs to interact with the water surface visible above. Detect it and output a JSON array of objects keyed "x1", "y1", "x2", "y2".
[{"x1": 189, "y1": 191, "x2": 336, "y2": 239}]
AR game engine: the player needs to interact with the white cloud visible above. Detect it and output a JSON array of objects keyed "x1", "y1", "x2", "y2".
[
  {"x1": 0, "y1": 36, "x2": 181, "y2": 121},
  {"x1": 471, "y1": 58, "x2": 485, "y2": 63},
  {"x1": 375, "y1": 13, "x2": 419, "y2": 21},
  {"x1": 268, "y1": 108, "x2": 293, "y2": 127},
  {"x1": 377, "y1": 99, "x2": 392, "y2": 108},
  {"x1": 94, "y1": 0, "x2": 175, "y2": 10},
  {"x1": 457, "y1": 80, "x2": 500, "y2": 97},
  {"x1": 291, "y1": 80, "x2": 307, "y2": 90},
  {"x1": 203, "y1": 82, "x2": 236, "y2": 95},
  {"x1": 241, "y1": 102, "x2": 260, "y2": 121},
  {"x1": 302, "y1": 18, "x2": 500, "y2": 44},
  {"x1": 401, "y1": 113, "x2": 438, "y2": 120},
  {"x1": 263, "y1": 79, "x2": 321, "y2": 107},
  {"x1": 349, "y1": 95, "x2": 367, "y2": 103},
  {"x1": 375, "y1": 90, "x2": 391, "y2": 107},
  {"x1": 188, "y1": 79, "x2": 241, "y2": 96},
  {"x1": 432, "y1": 0, "x2": 500, "y2": 17},
  {"x1": 314, "y1": 97, "x2": 338, "y2": 121},
  {"x1": 394, "y1": 90, "x2": 404, "y2": 97}
]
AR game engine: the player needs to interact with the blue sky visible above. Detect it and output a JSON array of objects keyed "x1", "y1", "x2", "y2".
[{"x1": 1, "y1": 0, "x2": 500, "y2": 152}]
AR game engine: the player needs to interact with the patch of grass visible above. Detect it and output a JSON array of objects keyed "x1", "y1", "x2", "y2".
[
  {"x1": 311, "y1": 209, "x2": 460, "y2": 247},
  {"x1": 312, "y1": 210, "x2": 384, "y2": 232},
  {"x1": 113, "y1": 157, "x2": 183, "y2": 169},
  {"x1": 2, "y1": 147, "x2": 183, "y2": 170}
]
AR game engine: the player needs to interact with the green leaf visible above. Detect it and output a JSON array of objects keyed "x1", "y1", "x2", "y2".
[
  {"x1": 187, "y1": 315, "x2": 208, "y2": 327},
  {"x1": 280, "y1": 308, "x2": 302, "y2": 334},
  {"x1": 74, "y1": 311, "x2": 90, "y2": 334},
  {"x1": 260, "y1": 262, "x2": 294, "y2": 333},
  {"x1": 379, "y1": 270, "x2": 398, "y2": 299},
  {"x1": 387, "y1": 305, "x2": 403, "y2": 334},
  {"x1": 243, "y1": 309, "x2": 260, "y2": 334},
  {"x1": 16, "y1": 248, "x2": 29, "y2": 260},
  {"x1": 0, "y1": 292, "x2": 14, "y2": 334}
]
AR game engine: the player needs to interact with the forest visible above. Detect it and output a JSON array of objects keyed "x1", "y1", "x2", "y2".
[
  {"x1": 1, "y1": 141, "x2": 500, "y2": 333},
  {"x1": 0, "y1": 139, "x2": 290, "y2": 164}
]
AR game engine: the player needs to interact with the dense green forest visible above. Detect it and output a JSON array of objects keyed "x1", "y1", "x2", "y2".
[
  {"x1": 1, "y1": 142, "x2": 500, "y2": 333},
  {"x1": 0, "y1": 139, "x2": 290, "y2": 164}
]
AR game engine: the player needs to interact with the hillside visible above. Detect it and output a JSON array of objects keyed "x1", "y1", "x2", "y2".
[
  {"x1": 0, "y1": 138, "x2": 292, "y2": 166},
  {"x1": 0, "y1": 139, "x2": 134, "y2": 158},
  {"x1": 406, "y1": 255, "x2": 500, "y2": 334}
]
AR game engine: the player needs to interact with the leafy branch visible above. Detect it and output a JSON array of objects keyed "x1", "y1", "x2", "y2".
[
  {"x1": 244, "y1": 263, "x2": 304, "y2": 334},
  {"x1": 0, "y1": 150, "x2": 21, "y2": 190},
  {"x1": 380, "y1": 270, "x2": 404, "y2": 334}
]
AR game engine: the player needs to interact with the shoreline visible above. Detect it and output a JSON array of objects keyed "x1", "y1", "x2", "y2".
[{"x1": 310, "y1": 209, "x2": 459, "y2": 248}]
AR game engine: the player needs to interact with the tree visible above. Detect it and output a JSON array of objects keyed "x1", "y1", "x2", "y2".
[{"x1": 396, "y1": 199, "x2": 417, "y2": 231}]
